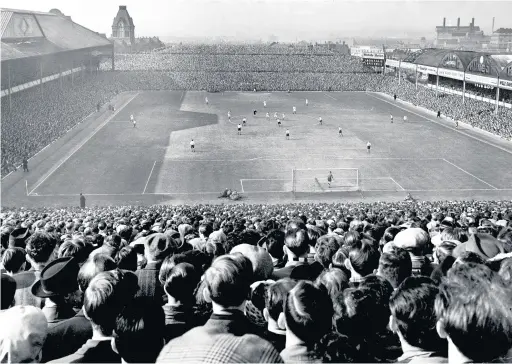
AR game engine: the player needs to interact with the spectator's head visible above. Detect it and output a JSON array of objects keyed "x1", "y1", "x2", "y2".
[
  {"x1": 77, "y1": 254, "x2": 117, "y2": 292},
  {"x1": 393, "y1": 228, "x2": 430, "y2": 256},
  {"x1": 284, "y1": 220, "x2": 310, "y2": 259},
  {"x1": 83, "y1": 269, "x2": 139, "y2": 336},
  {"x1": 390, "y1": 277, "x2": 446, "y2": 353},
  {"x1": 144, "y1": 233, "x2": 176, "y2": 262},
  {"x1": 0, "y1": 306, "x2": 47, "y2": 363},
  {"x1": 24, "y1": 231, "x2": 56, "y2": 268},
  {"x1": 315, "y1": 268, "x2": 349, "y2": 301},
  {"x1": 284, "y1": 281, "x2": 333, "y2": 345},
  {"x1": 1, "y1": 247, "x2": 26, "y2": 274},
  {"x1": 377, "y1": 249, "x2": 412, "y2": 289},
  {"x1": 58, "y1": 239, "x2": 88, "y2": 264},
  {"x1": 31, "y1": 257, "x2": 80, "y2": 301},
  {"x1": 262, "y1": 229, "x2": 285, "y2": 263},
  {"x1": 199, "y1": 223, "x2": 213, "y2": 240},
  {"x1": 115, "y1": 246, "x2": 138, "y2": 271},
  {"x1": 1, "y1": 274, "x2": 16, "y2": 310},
  {"x1": 452, "y1": 233, "x2": 504, "y2": 261},
  {"x1": 435, "y1": 263, "x2": 512, "y2": 362},
  {"x1": 314, "y1": 235, "x2": 341, "y2": 268},
  {"x1": 264, "y1": 278, "x2": 297, "y2": 331},
  {"x1": 8, "y1": 227, "x2": 31, "y2": 248},
  {"x1": 433, "y1": 241, "x2": 458, "y2": 265},
  {"x1": 346, "y1": 239, "x2": 380, "y2": 279},
  {"x1": 230, "y1": 244, "x2": 274, "y2": 281},
  {"x1": 203, "y1": 254, "x2": 253, "y2": 310},
  {"x1": 158, "y1": 253, "x2": 188, "y2": 285},
  {"x1": 164, "y1": 263, "x2": 200, "y2": 306},
  {"x1": 112, "y1": 298, "x2": 165, "y2": 363}
]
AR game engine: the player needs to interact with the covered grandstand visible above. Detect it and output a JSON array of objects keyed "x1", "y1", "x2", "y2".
[
  {"x1": 385, "y1": 48, "x2": 512, "y2": 110},
  {"x1": 1, "y1": 8, "x2": 113, "y2": 103}
]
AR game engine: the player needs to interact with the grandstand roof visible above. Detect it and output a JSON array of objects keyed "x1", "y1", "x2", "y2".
[{"x1": 1, "y1": 8, "x2": 111, "y2": 62}]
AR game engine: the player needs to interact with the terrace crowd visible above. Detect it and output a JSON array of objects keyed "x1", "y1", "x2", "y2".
[
  {"x1": 99, "y1": 53, "x2": 369, "y2": 73},
  {"x1": 2, "y1": 199, "x2": 512, "y2": 363}
]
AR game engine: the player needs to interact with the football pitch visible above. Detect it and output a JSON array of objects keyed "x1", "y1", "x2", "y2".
[{"x1": 4, "y1": 90, "x2": 512, "y2": 207}]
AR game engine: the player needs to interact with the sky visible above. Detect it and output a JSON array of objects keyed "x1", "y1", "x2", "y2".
[{"x1": 2, "y1": 0, "x2": 512, "y2": 41}]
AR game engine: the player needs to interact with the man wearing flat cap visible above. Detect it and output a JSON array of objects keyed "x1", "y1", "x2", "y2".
[{"x1": 135, "y1": 233, "x2": 177, "y2": 305}]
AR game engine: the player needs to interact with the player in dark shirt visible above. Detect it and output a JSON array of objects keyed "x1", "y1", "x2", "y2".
[{"x1": 23, "y1": 158, "x2": 29, "y2": 172}]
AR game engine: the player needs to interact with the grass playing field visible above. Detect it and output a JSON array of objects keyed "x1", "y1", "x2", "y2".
[{"x1": 3, "y1": 90, "x2": 512, "y2": 207}]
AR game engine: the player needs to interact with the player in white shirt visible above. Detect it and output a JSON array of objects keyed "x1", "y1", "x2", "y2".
[
  {"x1": 205, "y1": 97, "x2": 208, "y2": 105},
  {"x1": 338, "y1": 127, "x2": 343, "y2": 137},
  {"x1": 319, "y1": 117, "x2": 323, "y2": 125},
  {"x1": 263, "y1": 101, "x2": 267, "y2": 108},
  {"x1": 403, "y1": 115, "x2": 407, "y2": 122},
  {"x1": 306, "y1": 99, "x2": 309, "y2": 106},
  {"x1": 237, "y1": 123, "x2": 242, "y2": 135},
  {"x1": 266, "y1": 112, "x2": 270, "y2": 121},
  {"x1": 277, "y1": 119, "x2": 281, "y2": 127},
  {"x1": 286, "y1": 129, "x2": 290, "y2": 139},
  {"x1": 293, "y1": 106, "x2": 296, "y2": 114},
  {"x1": 367, "y1": 141, "x2": 371, "y2": 153},
  {"x1": 243, "y1": 117, "x2": 247, "y2": 125},
  {"x1": 190, "y1": 139, "x2": 195, "y2": 152},
  {"x1": 274, "y1": 112, "x2": 278, "y2": 119},
  {"x1": 282, "y1": 113, "x2": 285, "y2": 120},
  {"x1": 390, "y1": 114, "x2": 393, "y2": 123},
  {"x1": 130, "y1": 115, "x2": 136, "y2": 128}
]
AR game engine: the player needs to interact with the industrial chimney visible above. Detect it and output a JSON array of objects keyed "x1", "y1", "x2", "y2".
[
  {"x1": 457, "y1": 18, "x2": 460, "y2": 27},
  {"x1": 443, "y1": 17, "x2": 446, "y2": 27},
  {"x1": 492, "y1": 17, "x2": 495, "y2": 33}
]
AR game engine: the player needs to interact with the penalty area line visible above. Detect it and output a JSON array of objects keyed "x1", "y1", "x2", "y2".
[{"x1": 142, "y1": 161, "x2": 157, "y2": 194}]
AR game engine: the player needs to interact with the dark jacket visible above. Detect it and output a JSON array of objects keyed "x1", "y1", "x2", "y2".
[
  {"x1": 48, "y1": 339, "x2": 120, "y2": 363},
  {"x1": 13, "y1": 270, "x2": 44, "y2": 308},
  {"x1": 163, "y1": 305, "x2": 198, "y2": 342},
  {"x1": 41, "y1": 309, "x2": 92, "y2": 362},
  {"x1": 135, "y1": 261, "x2": 165, "y2": 305},
  {"x1": 156, "y1": 310, "x2": 282, "y2": 363}
]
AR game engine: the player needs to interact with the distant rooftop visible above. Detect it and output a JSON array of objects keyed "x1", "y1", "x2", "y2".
[{"x1": 1, "y1": 7, "x2": 111, "y2": 61}]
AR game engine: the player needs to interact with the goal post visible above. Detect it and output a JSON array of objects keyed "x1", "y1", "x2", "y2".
[{"x1": 291, "y1": 168, "x2": 359, "y2": 193}]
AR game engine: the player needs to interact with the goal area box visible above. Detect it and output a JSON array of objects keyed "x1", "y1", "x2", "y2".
[{"x1": 292, "y1": 168, "x2": 359, "y2": 192}]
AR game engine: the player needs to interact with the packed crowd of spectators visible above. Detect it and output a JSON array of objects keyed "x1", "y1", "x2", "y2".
[
  {"x1": 376, "y1": 76, "x2": 512, "y2": 139},
  {"x1": 155, "y1": 44, "x2": 338, "y2": 55},
  {"x1": 100, "y1": 54, "x2": 369, "y2": 73},
  {"x1": 2, "y1": 199, "x2": 512, "y2": 363}
]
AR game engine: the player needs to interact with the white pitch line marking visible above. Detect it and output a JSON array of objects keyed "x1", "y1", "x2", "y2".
[
  {"x1": 367, "y1": 92, "x2": 512, "y2": 156},
  {"x1": 324, "y1": 93, "x2": 338, "y2": 101},
  {"x1": 28, "y1": 92, "x2": 140, "y2": 196},
  {"x1": 142, "y1": 161, "x2": 157, "y2": 194},
  {"x1": 389, "y1": 177, "x2": 406, "y2": 191},
  {"x1": 442, "y1": 158, "x2": 498, "y2": 190}
]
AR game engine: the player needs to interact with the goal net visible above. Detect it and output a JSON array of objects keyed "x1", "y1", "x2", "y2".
[{"x1": 292, "y1": 168, "x2": 359, "y2": 193}]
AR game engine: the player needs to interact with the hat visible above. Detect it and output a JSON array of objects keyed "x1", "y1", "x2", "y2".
[
  {"x1": 453, "y1": 233, "x2": 503, "y2": 260},
  {"x1": 441, "y1": 217, "x2": 454, "y2": 228},
  {"x1": 393, "y1": 228, "x2": 430, "y2": 252},
  {"x1": 31, "y1": 257, "x2": 79, "y2": 298},
  {"x1": 230, "y1": 244, "x2": 274, "y2": 281},
  {"x1": 0, "y1": 306, "x2": 48, "y2": 363},
  {"x1": 144, "y1": 233, "x2": 176, "y2": 261},
  {"x1": 8, "y1": 227, "x2": 31, "y2": 248}
]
